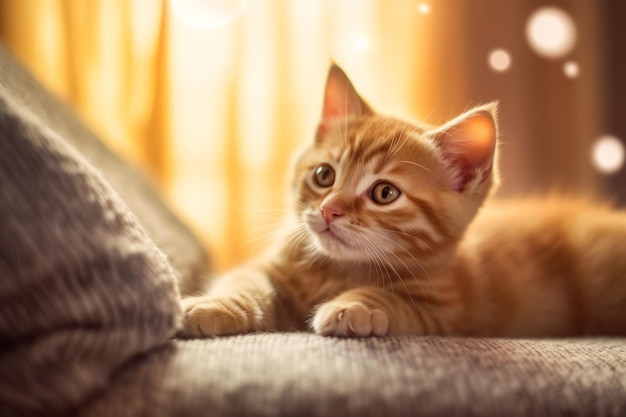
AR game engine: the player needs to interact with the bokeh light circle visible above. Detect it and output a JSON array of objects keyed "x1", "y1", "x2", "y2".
[
  {"x1": 417, "y1": 3, "x2": 431, "y2": 14},
  {"x1": 526, "y1": 7, "x2": 577, "y2": 59},
  {"x1": 488, "y1": 49, "x2": 512, "y2": 72},
  {"x1": 591, "y1": 135, "x2": 625, "y2": 174},
  {"x1": 353, "y1": 33, "x2": 371, "y2": 53},
  {"x1": 170, "y1": 0, "x2": 249, "y2": 29},
  {"x1": 563, "y1": 61, "x2": 579, "y2": 78}
]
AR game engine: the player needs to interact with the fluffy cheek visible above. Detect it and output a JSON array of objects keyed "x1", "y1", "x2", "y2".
[
  {"x1": 303, "y1": 207, "x2": 325, "y2": 233},
  {"x1": 294, "y1": 180, "x2": 323, "y2": 215}
]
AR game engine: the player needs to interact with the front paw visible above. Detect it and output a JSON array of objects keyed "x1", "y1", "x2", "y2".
[
  {"x1": 179, "y1": 296, "x2": 252, "y2": 338},
  {"x1": 312, "y1": 301, "x2": 389, "y2": 337}
]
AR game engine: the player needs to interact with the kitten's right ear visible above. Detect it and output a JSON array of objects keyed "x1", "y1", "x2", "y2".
[
  {"x1": 317, "y1": 64, "x2": 371, "y2": 137},
  {"x1": 429, "y1": 103, "x2": 499, "y2": 193}
]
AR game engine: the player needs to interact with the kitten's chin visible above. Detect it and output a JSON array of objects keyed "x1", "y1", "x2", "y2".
[{"x1": 309, "y1": 229, "x2": 366, "y2": 262}]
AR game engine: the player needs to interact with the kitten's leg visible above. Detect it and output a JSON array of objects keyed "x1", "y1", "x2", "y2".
[
  {"x1": 312, "y1": 287, "x2": 432, "y2": 337},
  {"x1": 179, "y1": 268, "x2": 276, "y2": 338}
]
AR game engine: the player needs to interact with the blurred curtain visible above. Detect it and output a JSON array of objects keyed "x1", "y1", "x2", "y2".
[
  {"x1": 0, "y1": 0, "x2": 609, "y2": 271},
  {"x1": 0, "y1": 0, "x2": 168, "y2": 176}
]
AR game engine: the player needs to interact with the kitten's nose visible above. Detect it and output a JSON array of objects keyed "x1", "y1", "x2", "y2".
[{"x1": 321, "y1": 204, "x2": 344, "y2": 225}]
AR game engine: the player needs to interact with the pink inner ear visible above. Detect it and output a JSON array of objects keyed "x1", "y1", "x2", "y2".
[
  {"x1": 452, "y1": 112, "x2": 496, "y2": 166},
  {"x1": 436, "y1": 110, "x2": 497, "y2": 192},
  {"x1": 320, "y1": 65, "x2": 363, "y2": 126}
]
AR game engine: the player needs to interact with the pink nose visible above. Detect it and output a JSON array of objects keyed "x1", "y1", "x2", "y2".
[{"x1": 321, "y1": 204, "x2": 344, "y2": 225}]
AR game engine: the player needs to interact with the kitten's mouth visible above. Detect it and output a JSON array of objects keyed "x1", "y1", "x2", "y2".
[
  {"x1": 319, "y1": 227, "x2": 349, "y2": 247},
  {"x1": 309, "y1": 222, "x2": 365, "y2": 260},
  {"x1": 305, "y1": 215, "x2": 356, "y2": 256}
]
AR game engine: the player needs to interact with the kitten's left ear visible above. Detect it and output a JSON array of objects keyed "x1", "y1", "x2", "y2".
[
  {"x1": 318, "y1": 64, "x2": 372, "y2": 136},
  {"x1": 429, "y1": 103, "x2": 499, "y2": 193}
]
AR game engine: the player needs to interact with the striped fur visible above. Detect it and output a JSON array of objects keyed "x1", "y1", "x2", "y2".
[{"x1": 180, "y1": 65, "x2": 626, "y2": 338}]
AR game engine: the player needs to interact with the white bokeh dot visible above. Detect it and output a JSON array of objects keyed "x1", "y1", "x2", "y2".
[
  {"x1": 563, "y1": 61, "x2": 579, "y2": 78},
  {"x1": 352, "y1": 33, "x2": 371, "y2": 54},
  {"x1": 335, "y1": 32, "x2": 372, "y2": 59},
  {"x1": 592, "y1": 135, "x2": 625, "y2": 174},
  {"x1": 417, "y1": 3, "x2": 431, "y2": 14},
  {"x1": 526, "y1": 7, "x2": 577, "y2": 59},
  {"x1": 488, "y1": 49, "x2": 512, "y2": 72}
]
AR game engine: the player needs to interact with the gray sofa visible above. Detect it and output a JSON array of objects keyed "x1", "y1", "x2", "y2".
[{"x1": 1, "y1": 43, "x2": 625, "y2": 417}]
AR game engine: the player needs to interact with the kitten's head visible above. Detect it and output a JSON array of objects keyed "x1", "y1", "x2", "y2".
[{"x1": 292, "y1": 64, "x2": 498, "y2": 265}]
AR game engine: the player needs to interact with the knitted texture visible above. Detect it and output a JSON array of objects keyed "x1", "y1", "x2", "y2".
[
  {"x1": 0, "y1": 76, "x2": 181, "y2": 416},
  {"x1": 0, "y1": 43, "x2": 210, "y2": 296},
  {"x1": 83, "y1": 333, "x2": 626, "y2": 417}
]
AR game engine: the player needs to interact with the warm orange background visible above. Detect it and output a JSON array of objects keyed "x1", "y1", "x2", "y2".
[{"x1": 0, "y1": 0, "x2": 618, "y2": 272}]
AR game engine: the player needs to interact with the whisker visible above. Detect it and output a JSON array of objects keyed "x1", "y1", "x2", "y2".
[
  {"x1": 397, "y1": 160, "x2": 436, "y2": 177},
  {"x1": 391, "y1": 132, "x2": 411, "y2": 157},
  {"x1": 360, "y1": 238, "x2": 389, "y2": 292},
  {"x1": 373, "y1": 232, "x2": 441, "y2": 303},
  {"x1": 284, "y1": 221, "x2": 311, "y2": 257},
  {"x1": 243, "y1": 222, "x2": 293, "y2": 251},
  {"x1": 352, "y1": 235, "x2": 380, "y2": 285},
  {"x1": 389, "y1": 123, "x2": 406, "y2": 155},
  {"x1": 420, "y1": 108, "x2": 437, "y2": 126},
  {"x1": 373, "y1": 226, "x2": 441, "y2": 268},
  {"x1": 352, "y1": 238, "x2": 375, "y2": 287},
  {"x1": 391, "y1": 124, "x2": 421, "y2": 158},
  {"x1": 380, "y1": 245, "x2": 421, "y2": 308},
  {"x1": 360, "y1": 235, "x2": 418, "y2": 307},
  {"x1": 368, "y1": 240, "x2": 404, "y2": 301}
]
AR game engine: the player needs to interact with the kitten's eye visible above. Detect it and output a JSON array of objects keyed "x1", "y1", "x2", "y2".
[
  {"x1": 314, "y1": 164, "x2": 335, "y2": 187},
  {"x1": 371, "y1": 182, "x2": 401, "y2": 205}
]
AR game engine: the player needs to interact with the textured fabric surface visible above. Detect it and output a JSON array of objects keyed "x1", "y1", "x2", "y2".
[
  {"x1": 0, "y1": 75, "x2": 181, "y2": 415},
  {"x1": 0, "y1": 43, "x2": 210, "y2": 295},
  {"x1": 81, "y1": 333, "x2": 626, "y2": 417}
]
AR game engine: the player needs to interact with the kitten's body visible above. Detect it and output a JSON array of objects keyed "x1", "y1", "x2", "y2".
[
  {"x1": 447, "y1": 198, "x2": 626, "y2": 337},
  {"x1": 180, "y1": 66, "x2": 626, "y2": 338}
]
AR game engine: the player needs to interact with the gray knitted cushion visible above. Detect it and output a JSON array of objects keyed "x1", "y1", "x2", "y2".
[
  {"x1": 0, "y1": 43, "x2": 210, "y2": 296},
  {"x1": 0, "y1": 84, "x2": 181, "y2": 416},
  {"x1": 81, "y1": 334, "x2": 626, "y2": 417}
]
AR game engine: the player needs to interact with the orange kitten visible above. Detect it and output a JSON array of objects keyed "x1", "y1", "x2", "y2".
[{"x1": 180, "y1": 65, "x2": 626, "y2": 338}]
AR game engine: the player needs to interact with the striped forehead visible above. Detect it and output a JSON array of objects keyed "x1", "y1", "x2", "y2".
[
  {"x1": 337, "y1": 140, "x2": 400, "y2": 194},
  {"x1": 319, "y1": 119, "x2": 432, "y2": 187}
]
